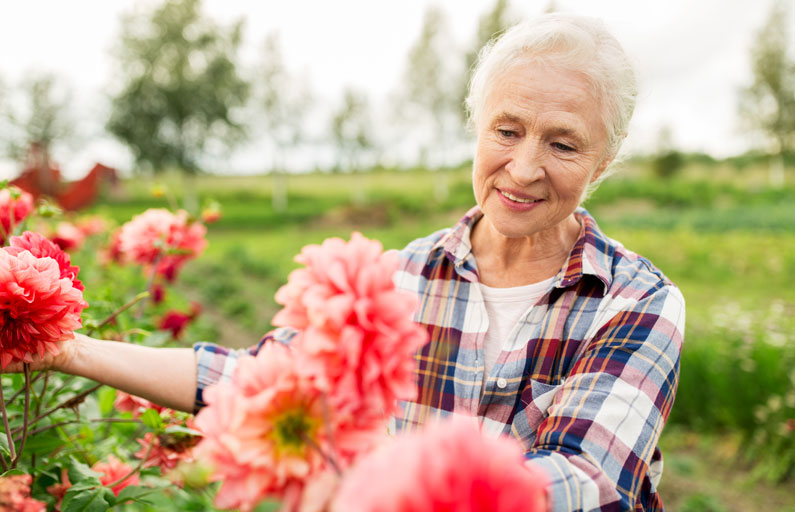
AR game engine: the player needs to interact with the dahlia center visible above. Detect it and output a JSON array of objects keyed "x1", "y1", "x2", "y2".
[{"x1": 270, "y1": 407, "x2": 319, "y2": 456}]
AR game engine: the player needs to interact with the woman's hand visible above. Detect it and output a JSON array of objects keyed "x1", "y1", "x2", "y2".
[{"x1": 2, "y1": 334, "x2": 81, "y2": 373}]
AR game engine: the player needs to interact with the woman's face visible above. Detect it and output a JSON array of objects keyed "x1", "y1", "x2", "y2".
[{"x1": 473, "y1": 58, "x2": 612, "y2": 240}]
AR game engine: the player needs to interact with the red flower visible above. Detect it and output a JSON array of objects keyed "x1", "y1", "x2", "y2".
[
  {"x1": 7, "y1": 231, "x2": 84, "y2": 290},
  {"x1": 152, "y1": 283, "x2": 166, "y2": 304},
  {"x1": 201, "y1": 208, "x2": 221, "y2": 224},
  {"x1": 333, "y1": 416, "x2": 549, "y2": 512},
  {"x1": 0, "y1": 474, "x2": 46, "y2": 512},
  {"x1": 45, "y1": 469, "x2": 71, "y2": 511},
  {"x1": 92, "y1": 455, "x2": 140, "y2": 497},
  {"x1": 0, "y1": 238, "x2": 88, "y2": 369},
  {"x1": 50, "y1": 222, "x2": 86, "y2": 252},
  {"x1": 117, "y1": 209, "x2": 207, "y2": 281},
  {"x1": 114, "y1": 390, "x2": 169, "y2": 418},
  {"x1": 159, "y1": 303, "x2": 201, "y2": 339},
  {"x1": 134, "y1": 430, "x2": 198, "y2": 471},
  {"x1": 0, "y1": 187, "x2": 34, "y2": 245}
]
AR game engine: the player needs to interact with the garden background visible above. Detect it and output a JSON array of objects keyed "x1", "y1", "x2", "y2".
[{"x1": 1, "y1": 0, "x2": 795, "y2": 510}]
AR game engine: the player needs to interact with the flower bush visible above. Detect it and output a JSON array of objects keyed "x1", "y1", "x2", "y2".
[{"x1": 0, "y1": 196, "x2": 551, "y2": 512}]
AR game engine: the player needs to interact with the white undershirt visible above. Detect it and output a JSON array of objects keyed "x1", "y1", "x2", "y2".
[{"x1": 479, "y1": 277, "x2": 555, "y2": 387}]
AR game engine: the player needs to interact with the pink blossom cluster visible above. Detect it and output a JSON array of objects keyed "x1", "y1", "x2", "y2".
[
  {"x1": 273, "y1": 233, "x2": 428, "y2": 440},
  {"x1": 0, "y1": 232, "x2": 87, "y2": 369},
  {"x1": 92, "y1": 455, "x2": 140, "y2": 496},
  {"x1": 196, "y1": 342, "x2": 334, "y2": 511},
  {"x1": 195, "y1": 233, "x2": 548, "y2": 511},
  {"x1": 333, "y1": 416, "x2": 549, "y2": 512},
  {"x1": 115, "y1": 208, "x2": 207, "y2": 281},
  {"x1": 0, "y1": 474, "x2": 45, "y2": 512},
  {"x1": 0, "y1": 187, "x2": 34, "y2": 245},
  {"x1": 114, "y1": 391, "x2": 199, "y2": 473},
  {"x1": 195, "y1": 233, "x2": 428, "y2": 511}
]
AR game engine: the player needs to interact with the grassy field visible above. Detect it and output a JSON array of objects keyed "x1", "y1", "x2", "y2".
[{"x1": 88, "y1": 162, "x2": 795, "y2": 510}]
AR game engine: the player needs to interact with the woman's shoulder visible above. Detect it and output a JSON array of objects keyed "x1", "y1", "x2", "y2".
[
  {"x1": 605, "y1": 236, "x2": 683, "y2": 304},
  {"x1": 398, "y1": 227, "x2": 451, "y2": 265}
]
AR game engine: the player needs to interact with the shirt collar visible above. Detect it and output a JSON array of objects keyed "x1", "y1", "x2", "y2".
[{"x1": 432, "y1": 205, "x2": 614, "y2": 294}]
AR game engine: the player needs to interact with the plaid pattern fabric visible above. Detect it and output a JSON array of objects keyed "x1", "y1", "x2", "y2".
[{"x1": 193, "y1": 206, "x2": 685, "y2": 512}]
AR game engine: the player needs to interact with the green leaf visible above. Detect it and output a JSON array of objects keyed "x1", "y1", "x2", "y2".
[
  {"x1": 67, "y1": 458, "x2": 102, "y2": 486},
  {"x1": 97, "y1": 387, "x2": 117, "y2": 417},
  {"x1": 164, "y1": 424, "x2": 202, "y2": 437},
  {"x1": 0, "y1": 433, "x2": 9, "y2": 457},
  {"x1": 61, "y1": 485, "x2": 112, "y2": 512},
  {"x1": 1, "y1": 468, "x2": 27, "y2": 477},
  {"x1": 140, "y1": 408, "x2": 163, "y2": 432},
  {"x1": 114, "y1": 485, "x2": 158, "y2": 505},
  {"x1": 23, "y1": 430, "x2": 67, "y2": 455}
]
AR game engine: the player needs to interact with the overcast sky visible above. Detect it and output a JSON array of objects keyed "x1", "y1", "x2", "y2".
[{"x1": 0, "y1": 0, "x2": 787, "y2": 178}]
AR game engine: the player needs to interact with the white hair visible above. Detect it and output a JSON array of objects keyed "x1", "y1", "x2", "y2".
[{"x1": 466, "y1": 13, "x2": 638, "y2": 168}]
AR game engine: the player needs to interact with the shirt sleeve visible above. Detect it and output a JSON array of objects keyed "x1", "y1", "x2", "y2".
[
  {"x1": 192, "y1": 327, "x2": 299, "y2": 411},
  {"x1": 525, "y1": 283, "x2": 686, "y2": 511}
]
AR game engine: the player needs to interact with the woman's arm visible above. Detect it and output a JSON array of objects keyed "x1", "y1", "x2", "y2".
[
  {"x1": 7, "y1": 334, "x2": 198, "y2": 413},
  {"x1": 526, "y1": 284, "x2": 686, "y2": 511}
]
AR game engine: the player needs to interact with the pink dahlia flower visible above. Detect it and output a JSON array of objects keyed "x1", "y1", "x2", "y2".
[
  {"x1": 333, "y1": 416, "x2": 548, "y2": 512},
  {"x1": 0, "y1": 474, "x2": 46, "y2": 512},
  {"x1": 114, "y1": 390, "x2": 169, "y2": 418},
  {"x1": 51, "y1": 222, "x2": 86, "y2": 252},
  {"x1": 0, "y1": 240, "x2": 88, "y2": 369},
  {"x1": 273, "y1": 233, "x2": 427, "y2": 444},
  {"x1": 0, "y1": 187, "x2": 34, "y2": 245},
  {"x1": 116, "y1": 209, "x2": 207, "y2": 280},
  {"x1": 7, "y1": 231, "x2": 84, "y2": 291},
  {"x1": 92, "y1": 455, "x2": 140, "y2": 496},
  {"x1": 195, "y1": 343, "x2": 336, "y2": 512},
  {"x1": 134, "y1": 431, "x2": 198, "y2": 471}
]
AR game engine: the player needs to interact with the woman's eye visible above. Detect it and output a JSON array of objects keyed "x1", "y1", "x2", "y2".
[
  {"x1": 552, "y1": 142, "x2": 575, "y2": 152},
  {"x1": 498, "y1": 129, "x2": 516, "y2": 138}
]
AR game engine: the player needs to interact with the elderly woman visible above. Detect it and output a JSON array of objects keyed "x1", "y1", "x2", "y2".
[{"x1": 15, "y1": 13, "x2": 684, "y2": 511}]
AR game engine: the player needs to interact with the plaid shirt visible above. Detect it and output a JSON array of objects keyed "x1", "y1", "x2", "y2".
[{"x1": 194, "y1": 206, "x2": 685, "y2": 512}]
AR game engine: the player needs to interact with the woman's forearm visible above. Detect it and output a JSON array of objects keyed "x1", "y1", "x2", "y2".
[{"x1": 60, "y1": 334, "x2": 197, "y2": 413}]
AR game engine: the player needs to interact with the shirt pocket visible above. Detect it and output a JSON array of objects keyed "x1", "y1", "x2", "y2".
[{"x1": 512, "y1": 379, "x2": 564, "y2": 450}]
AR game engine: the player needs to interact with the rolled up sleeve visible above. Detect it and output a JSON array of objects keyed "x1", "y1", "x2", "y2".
[{"x1": 192, "y1": 327, "x2": 299, "y2": 411}]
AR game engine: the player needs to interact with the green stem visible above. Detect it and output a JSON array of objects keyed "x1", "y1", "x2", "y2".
[
  {"x1": 11, "y1": 364, "x2": 32, "y2": 468},
  {"x1": 8, "y1": 371, "x2": 45, "y2": 403},
  {"x1": 105, "y1": 436, "x2": 154, "y2": 490},
  {"x1": 10, "y1": 383, "x2": 103, "y2": 437},
  {"x1": 88, "y1": 292, "x2": 150, "y2": 336},
  {"x1": 14, "y1": 417, "x2": 142, "y2": 444},
  {"x1": 137, "y1": 254, "x2": 163, "y2": 319},
  {"x1": 0, "y1": 372, "x2": 17, "y2": 463}
]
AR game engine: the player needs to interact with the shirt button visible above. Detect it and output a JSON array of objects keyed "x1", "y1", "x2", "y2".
[{"x1": 497, "y1": 378, "x2": 508, "y2": 389}]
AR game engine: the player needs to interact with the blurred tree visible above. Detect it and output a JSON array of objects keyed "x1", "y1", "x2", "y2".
[
  {"x1": 739, "y1": 0, "x2": 795, "y2": 185},
  {"x1": 331, "y1": 88, "x2": 373, "y2": 203},
  {"x1": 107, "y1": 0, "x2": 249, "y2": 179},
  {"x1": 256, "y1": 33, "x2": 313, "y2": 212},
  {"x1": 331, "y1": 88, "x2": 372, "y2": 172},
  {"x1": 458, "y1": 0, "x2": 514, "y2": 125},
  {"x1": 2, "y1": 74, "x2": 73, "y2": 195},
  {"x1": 400, "y1": 6, "x2": 460, "y2": 167},
  {"x1": 652, "y1": 126, "x2": 684, "y2": 179}
]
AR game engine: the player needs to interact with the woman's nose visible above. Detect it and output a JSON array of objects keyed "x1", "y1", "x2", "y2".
[{"x1": 506, "y1": 142, "x2": 546, "y2": 185}]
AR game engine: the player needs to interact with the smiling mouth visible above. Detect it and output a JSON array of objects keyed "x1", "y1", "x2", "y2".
[{"x1": 499, "y1": 190, "x2": 541, "y2": 204}]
